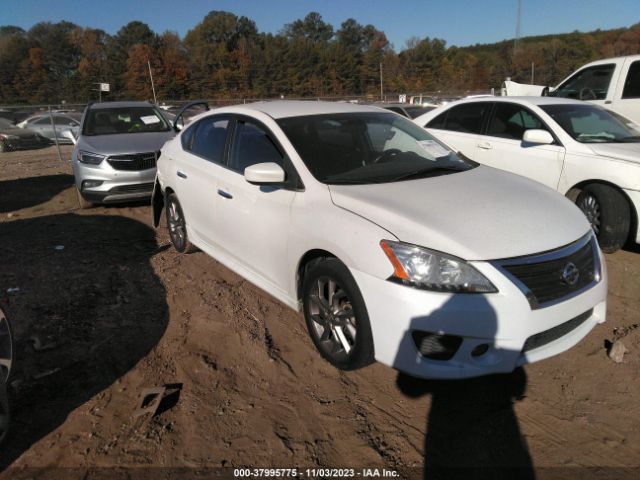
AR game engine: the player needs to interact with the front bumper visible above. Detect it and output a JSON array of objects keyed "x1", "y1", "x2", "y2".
[
  {"x1": 351, "y1": 250, "x2": 607, "y2": 379},
  {"x1": 73, "y1": 159, "x2": 156, "y2": 204}
]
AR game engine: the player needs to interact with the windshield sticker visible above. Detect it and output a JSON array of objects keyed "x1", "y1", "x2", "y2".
[
  {"x1": 140, "y1": 115, "x2": 161, "y2": 125},
  {"x1": 417, "y1": 140, "x2": 450, "y2": 158}
]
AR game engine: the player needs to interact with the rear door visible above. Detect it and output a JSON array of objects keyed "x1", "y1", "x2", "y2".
[
  {"x1": 214, "y1": 116, "x2": 298, "y2": 292},
  {"x1": 474, "y1": 102, "x2": 565, "y2": 190},
  {"x1": 421, "y1": 102, "x2": 490, "y2": 159},
  {"x1": 173, "y1": 115, "x2": 231, "y2": 247},
  {"x1": 612, "y1": 58, "x2": 640, "y2": 122}
]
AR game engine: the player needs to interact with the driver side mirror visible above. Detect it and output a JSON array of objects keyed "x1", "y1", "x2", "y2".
[
  {"x1": 244, "y1": 162, "x2": 285, "y2": 185},
  {"x1": 62, "y1": 130, "x2": 77, "y2": 145},
  {"x1": 522, "y1": 129, "x2": 554, "y2": 145}
]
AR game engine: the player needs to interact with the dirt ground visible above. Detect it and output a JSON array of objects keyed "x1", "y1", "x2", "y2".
[{"x1": 0, "y1": 146, "x2": 638, "y2": 480}]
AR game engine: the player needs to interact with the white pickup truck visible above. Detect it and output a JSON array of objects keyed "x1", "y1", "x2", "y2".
[{"x1": 503, "y1": 55, "x2": 640, "y2": 124}]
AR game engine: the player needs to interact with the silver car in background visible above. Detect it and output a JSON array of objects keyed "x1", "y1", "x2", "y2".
[
  {"x1": 17, "y1": 113, "x2": 80, "y2": 144},
  {"x1": 70, "y1": 101, "x2": 175, "y2": 208}
]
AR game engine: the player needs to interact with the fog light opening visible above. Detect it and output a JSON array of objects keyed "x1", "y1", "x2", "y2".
[
  {"x1": 412, "y1": 331, "x2": 462, "y2": 361},
  {"x1": 82, "y1": 180, "x2": 104, "y2": 190},
  {"x1": 471, "y1": 343, "x2": 490, "y2": 357}
]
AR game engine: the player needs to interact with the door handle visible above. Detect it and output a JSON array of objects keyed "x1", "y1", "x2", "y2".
[
  {"x1": 477, "y1": 142, "x2": 492, "y2": 150},
  {"x1": 604, "y1": 100, "x2": 612, "y2": 104},
  {"x1": 177, "y1": 171, "x2": 187, "y2": 179},
  {"x1": 217, "y1": 189, "x2": 233, "y2": 199}
]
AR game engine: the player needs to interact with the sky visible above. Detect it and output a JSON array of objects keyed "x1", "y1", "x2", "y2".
[{"x1": 1, "y1": 0, "x2": 639, "y2": 50}]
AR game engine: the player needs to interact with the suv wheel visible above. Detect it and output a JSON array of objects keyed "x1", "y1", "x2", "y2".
[
  {"x1": 302, "y1": 258, "x2": 374, "y2": 370},
  {"x1": 576, "y1": 184, "x2": 630, "y2": 253}
]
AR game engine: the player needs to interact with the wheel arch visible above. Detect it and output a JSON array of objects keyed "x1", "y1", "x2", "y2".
[
  {"x1": 296, "y1": 249, "x2": 338, "y2": 305},
  {"x1": 565, "y1": 179, "x2": 638, "y2": 242}
]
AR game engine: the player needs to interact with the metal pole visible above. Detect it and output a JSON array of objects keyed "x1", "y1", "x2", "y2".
[
  {"x1": 379, "y1": 62, "x2": 384, "y2": 101},
  {"x1": 48, "y1": 106, "x2": 62, "y2": 162},
  {"x1": 148, "y1": 60, "x2": 157, "y2": 104},
  {"x1": 531, "y1": 62, "x2": 535, "y2": 84}
]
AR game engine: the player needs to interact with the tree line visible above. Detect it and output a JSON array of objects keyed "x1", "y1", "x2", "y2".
[{"x1": 0, "y1": 11, "x2": 639, "y2": 105}]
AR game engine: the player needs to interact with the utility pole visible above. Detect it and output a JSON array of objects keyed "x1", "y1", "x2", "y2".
[
  {"x1": 148, "y1": 60, "x2": 157, "y2": 104},
  {"x1": 379, "y1": 62, "x2": 384, "y2": 101},
  {"x1": 514, "y1": 0, "x2": 522, "y2": 55},
  {"x1": 531, "y1": 62, "x2": 535, "y2": 84}
]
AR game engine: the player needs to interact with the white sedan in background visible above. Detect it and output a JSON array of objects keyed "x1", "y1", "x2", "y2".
[
  {"x1": 414, "y1": 97, "x2": 640, "y2": 253},
  {"x1": 152, "y1": 101, "x2": 606, "y2": 379}
]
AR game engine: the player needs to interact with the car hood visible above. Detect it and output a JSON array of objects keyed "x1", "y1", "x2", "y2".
[
  {"x1": 587, "y1": 143, "x2": 640, "y2": 165},
  {"x1": 78, "y1": 131, "x2": 175, "y2": 155},
  {"x1": 329, "y1": 166, "x2": 590, "y2": 261}
]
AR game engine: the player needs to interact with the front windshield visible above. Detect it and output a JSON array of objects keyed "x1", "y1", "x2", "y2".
[
  {"x1": 83, "y1": 107, "x2": 170, "y2": 136},
  {"x1": 277, "y1": 112, "x2": 476, "y2": 185},
  {"x1": 540, "y1": 104, "x2": 640, "y2": 143}
]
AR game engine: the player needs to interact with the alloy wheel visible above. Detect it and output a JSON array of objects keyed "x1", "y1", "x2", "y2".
[
  {"x1": 167, "y1": 200, "x2": 186, "y2": 249},
  {"x1": 579, "y1": 194, "x2": 601, "y2": 235},
  {"x1": 307, "y1": 276, "x2": 357, "y2": 361}
]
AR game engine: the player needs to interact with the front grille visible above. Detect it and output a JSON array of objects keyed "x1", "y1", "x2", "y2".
[
  {"x1": 497, "y1": 235, "x2": 598, "y2": 309},
  {"x1": 522, "y1": 309, "x2": 593, "y2": 353},
  {"x1": 107, "y1": 152, "x2": 157, "y2": 171},
  {"x1": 109, "y1": 183, "x2": 154, "y2": 194}
]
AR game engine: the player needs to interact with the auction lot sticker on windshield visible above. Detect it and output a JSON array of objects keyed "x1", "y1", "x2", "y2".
[
  {"x1": 140, "y1": 115, "x2": 161, "y2": 125},
  {"x1": 417, "y1": 140, "x2": 450, "y2": 158}
]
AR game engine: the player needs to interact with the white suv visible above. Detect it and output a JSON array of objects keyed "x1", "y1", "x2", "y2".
[{"x1": 152, "y1": 101, "x2": 607, "y2": 379}]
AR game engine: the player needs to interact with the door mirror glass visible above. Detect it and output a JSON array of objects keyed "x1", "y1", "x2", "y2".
[
  {"x1": 522, "y1": 129, "x2": 554, "y2": 145},
  {"x1": 244, "y1": 162, "x2": 285, "y2": 185}
]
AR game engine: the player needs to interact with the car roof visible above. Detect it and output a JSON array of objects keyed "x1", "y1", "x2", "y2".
[
  {"x1": 89, "y1": 101, "x2": 155, "y2": 110},
  {"x1": 220, "y1": 100, "x2": 388, "y2": 119},
  {"x1": 442, "y1": 96, "x2": 593, "y2": 107}
]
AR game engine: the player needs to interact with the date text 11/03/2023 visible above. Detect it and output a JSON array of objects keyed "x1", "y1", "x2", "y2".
[{"x1": 233, "y1": 468, "x2": 400, "y2": 477}]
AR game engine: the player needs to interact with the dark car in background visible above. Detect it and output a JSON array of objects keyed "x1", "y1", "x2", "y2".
[
  {"x1": 376, "y1": 103, "x2": 438, "y2": 119},
  {"x1": 0, "y1": 118, "x2": 51, "y2": 152}
]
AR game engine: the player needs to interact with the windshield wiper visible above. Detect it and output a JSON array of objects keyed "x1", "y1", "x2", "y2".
[{"x1": 389, "y1": 165, "x2": 464, "y2": 182}]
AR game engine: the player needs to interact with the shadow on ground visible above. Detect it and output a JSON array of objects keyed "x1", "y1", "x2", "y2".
[
  {"x1": 0, "y1": 174, "x2": 74, "y2": 213},
  {"x1": 0, "y1": 213, "x2": 168, "y2": 469}
]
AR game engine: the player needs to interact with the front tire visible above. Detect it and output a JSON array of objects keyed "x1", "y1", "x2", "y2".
[
  {"x1": 76, "y1": 187, "x2": 93, "y2": 209},
  {"x1": 165, "y1": 193, "x2": 196, "y2": 253},
  {"x1": 576, "y1": 184, "x2": 630, "y2": 253},
  {"x1": 302, "y1": 258, "x2": 374, "y2": 370}
]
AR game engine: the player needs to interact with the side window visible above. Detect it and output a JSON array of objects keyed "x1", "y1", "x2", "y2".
[
  {"x1": 487, "y1": 103, "x2": 545, "y2": 140},
  {"x1": 622, "y1": 61, "x2": 640, "y2": 99},
  {"x1": 554, "y1": 64, "x2": 615, "y2": 100},
  {"x1": 54, "y1": 116, "x2": 74, "y2": 126},
  {"x1": 426, "y1": 111, "x2": 448, "y2": 129},
  {"x1": 180, "y1": 124, "x2": 197, "y2": 150},
  {"x1": 229, "y1": 120, "x2": 284, "y2": 173},
  {"x1": 441, "y1": 103, "x2": 488, "y2": 134},
  {"x1": 189, "y1": 117, "x2": 229, "y2": 163},
  {"x1": 33, "y1": 117, "x2": 49, "y2": 125}
]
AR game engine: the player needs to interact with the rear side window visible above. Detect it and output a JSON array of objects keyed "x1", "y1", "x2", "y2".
[
  {"x1": 487, "y1": 103, "x2": 546, "y2": 140},
  {"x1": 553, "y1": 64, "x2": 615, "y2": 100},
  {"x1": 427, "y1": 103, "x2": 488, "y2": 134},
  {"x1": 189, "y1": 117, "x2": 229, "y2": 163},
  {"x1": 622, "y1": 61, "x2": 640, "y2": 99},
  {"x1": 229, "y1": 120, "x2": 284, "y2": 173}
]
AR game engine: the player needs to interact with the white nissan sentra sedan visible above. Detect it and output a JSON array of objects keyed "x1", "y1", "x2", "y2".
[{"x1": 152, "y1": 101, "x2": 607, "y2": 379}]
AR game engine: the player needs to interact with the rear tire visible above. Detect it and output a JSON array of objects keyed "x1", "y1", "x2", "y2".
[
  {"x1": 576, "y1": 184, "x2": 630, "y2": 253},
  {"x1": 76, "y1": 187, "x2": 93, "y2": 209},
  {"x1": 302, "y1": 258, "x2": 374, "y2": 371},
  {"x1": 165, "y1": 193, "x2": 196, "y2": 253}
]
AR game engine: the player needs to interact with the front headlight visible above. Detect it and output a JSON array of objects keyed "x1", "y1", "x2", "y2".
[
  {"x1": 77, "y1": 150, "x2": 105, "y2": 165},
  {"x1": 380, "y1": 240, "x2": 497, "y2": 293}
]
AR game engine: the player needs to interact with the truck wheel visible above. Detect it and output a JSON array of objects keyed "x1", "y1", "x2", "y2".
[
  {"x1": 302, "y1": 258, "x2": 374, "y2": 370},
  {"x1": 576, "y1": 184, "x2": 630, "y2": 253}
]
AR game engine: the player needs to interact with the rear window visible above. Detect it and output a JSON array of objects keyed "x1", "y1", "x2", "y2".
[
  {"x1": 426, "y1": 103, "x2": 488, "y2": 134},
  {"x1": 83, "y1": 107, "x2": 170, "y2": 136}
]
